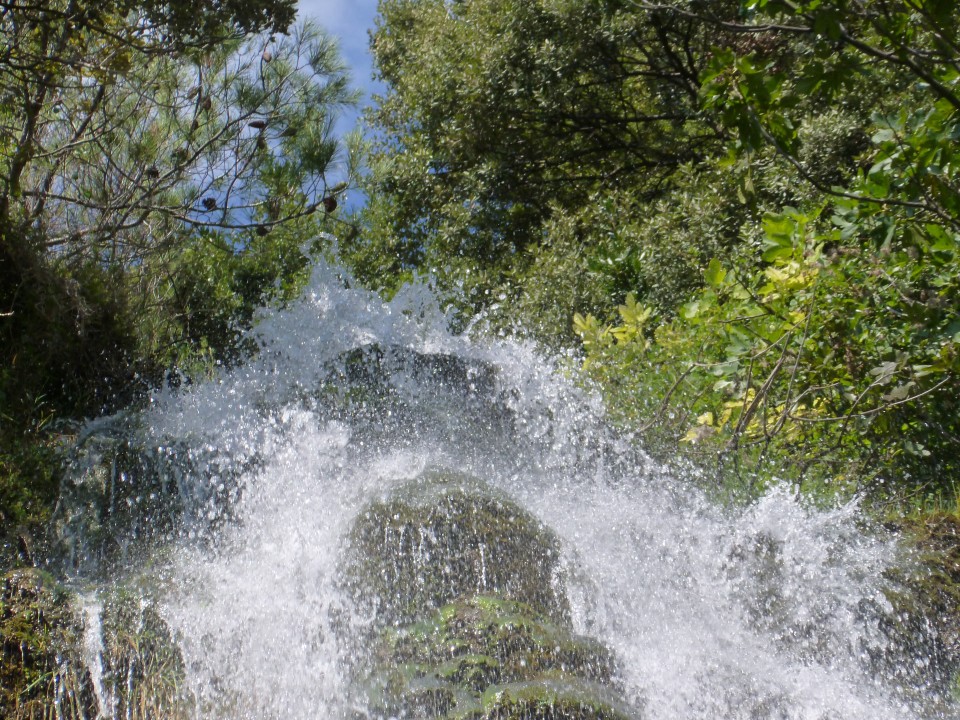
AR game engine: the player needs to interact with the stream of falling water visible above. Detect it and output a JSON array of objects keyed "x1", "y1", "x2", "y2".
[{"x1": 75, "y1": 260, "x2": 954, "y2": 720}]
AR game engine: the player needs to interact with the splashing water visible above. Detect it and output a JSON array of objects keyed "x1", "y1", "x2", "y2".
[{"x1": 66, "y1": 260, "x2": 952, "y2": 720}]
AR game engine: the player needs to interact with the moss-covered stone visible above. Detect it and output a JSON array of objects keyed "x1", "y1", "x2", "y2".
[
  {"x1": 341, "y1": 469, "x2": 569, "y2": 626},
  {"x1": 0, "y1": 568, "x2": 95, "y2": 720},
  {"x1": 480, "y1": 679, "x2": 636, "y2": 720},
  {"x1": 342, "y1": 470, "x2": 641, "y2": 720},
  {"x1": 361, "y1": 594, "x2": 626, "y2": 720},
  {"x1": 378, "y1": 596, "x2": 615, "y2": 679}
]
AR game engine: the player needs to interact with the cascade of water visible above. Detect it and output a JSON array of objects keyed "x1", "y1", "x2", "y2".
[
  {"x1": 63, "y1": 260, "x2": 953, "y2": 720},
  {"x1": 81, "y1": 594, "x2": 112, "y2": 718}
]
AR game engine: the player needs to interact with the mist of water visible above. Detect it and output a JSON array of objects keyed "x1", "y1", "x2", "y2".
[{"x1": 66, "y1": 259, "x2": 951, "y2": 720}]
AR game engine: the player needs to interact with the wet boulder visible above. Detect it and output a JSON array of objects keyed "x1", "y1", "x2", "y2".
[
  {"x1": 52, "y1": 420, "x2": 248, "y2": 577},
  {"x1": 341, "y1": 469, "x2": 569, "y2": 626},
  {"x1": 340, "y1": 470, "x2": 642, "y2": 720},
  {"x1": 315, "y1": 344, "x2": 516, "y2": 451}
]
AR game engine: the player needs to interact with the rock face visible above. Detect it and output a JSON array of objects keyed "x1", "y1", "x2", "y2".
[
  {"x1": 340, "y1": 470, "x2": 641, "y2": 720},
  {"x1": 53, "y1": 423, "x2": 247, "y2": 577},
  {"x1": 341, "y1": 470, "x2": 569, "y2": 627},
  {"x1": 316, "y1": 344, "x2": 516, "y2": 453}
]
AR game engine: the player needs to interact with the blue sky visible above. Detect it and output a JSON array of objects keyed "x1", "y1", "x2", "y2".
[
  {"x1": 296, "y1": 1, "x2": 385, "y2": 208},
  {"x1": 297, "y1": 0, "x2": 384, "y2": 113}
]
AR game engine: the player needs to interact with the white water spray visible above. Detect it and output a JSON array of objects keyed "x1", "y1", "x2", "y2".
[
  {"x1": 81, "y1": 594, "x2": 112, "y2": 719},
  {"x1": 71, "y1": 260, "x2": 950, "y2": 720}
]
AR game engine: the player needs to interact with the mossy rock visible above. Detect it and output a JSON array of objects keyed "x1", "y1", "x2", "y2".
[
  {"x1": 314, "y1": 345, "x2": 514, "y2": 449},
  {"x1": 480, "y1": 679, "x2": 637, "y2": 720},
  {"x1": 342, "y1": 471, "x2": 641, "y2": 720},
  {"x1": 0, "y1": 568, "x2": 96, "y2": 720},
  {"x1": 341, "y1": 470, "x2": 569, "y2": 627},
  {"x1": 378, "y1": 596, "x2": 616, "y2": 685},
  {"x1": 360, "y1": 596, "x2": 633, "y2": 720}
]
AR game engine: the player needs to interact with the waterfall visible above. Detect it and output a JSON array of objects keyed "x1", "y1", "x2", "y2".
[{"x1": 59, "y1": 259, "x2": 952, "y2": 720}]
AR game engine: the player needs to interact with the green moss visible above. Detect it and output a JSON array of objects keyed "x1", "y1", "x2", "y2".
[
  {"x1": 480, "y1": 679, "x2": 636, "y2": 720},
  {"x1": 441, "y1": 654, "x2": 502, "y2": 692},
  {"x1": 373, "y1": 595, "x2": 616, "y2": 681},
  {"x1": 341, "y1": 469, "x2": 569, "y2": 626},
  {"x1": 361, "y1": 595, "x2": 634, "y2": 720}
]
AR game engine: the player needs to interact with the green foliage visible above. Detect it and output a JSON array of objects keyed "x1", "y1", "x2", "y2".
[
  {"x1": 0, "y1": 5, "x2": 361, "y2": 571},
  {"x1": 0, "y1": 569, "x2": 95, "y2": 720},
  {"x1": 0, "y1": 10, "x2": 359, "y2": 418},
  {"x1": 0, "y1": 228, "x2": 144, "y2": 428},
  {"x1": 360, "y1": 0, "x2": 960, "y2": 507},
  {"x1": 353, "y1": 0, "x2": 726, "y2": 322},
  {"x1": 578, "y1": 200, "x2": 960, "y2": 500},
  {"x1": 128, "y1": 0, "x2": 296, "y2": 40},
  {"x1": 0, "y1": 441, "x2": 61, "y2": 567}
]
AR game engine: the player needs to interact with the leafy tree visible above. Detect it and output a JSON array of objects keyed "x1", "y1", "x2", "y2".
[
  {"x1": 575, "y1": 0, "x2": 960, "y2": 504},
  {"x1": 354, "y1": 0, "x2": 733, "y2": 328},
  {"x1": 360, "y1": 0, "x2": 960, "y2": 505},
  {"x1": 0, "y1": 3, "x2": 360, "y2": 428},
  {"x1": 0, "y1": 1, "x2": 362, "y2": 561}
]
